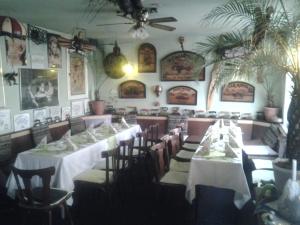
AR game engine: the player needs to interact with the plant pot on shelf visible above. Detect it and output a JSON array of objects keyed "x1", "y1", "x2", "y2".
[
  {"x1": 273, "y1": 161, "x2": 300, "y2": 193},
  {"x1": 264, "y1": 106, "x2": 279, "y2": 122},
  {"x1": 89, "y1": 100, "x2": 105, "y2": 115}
]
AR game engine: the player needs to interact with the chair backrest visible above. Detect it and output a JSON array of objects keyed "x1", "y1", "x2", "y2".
[
  {"x1": 148, "y1": 123, "x2": 159, "y2": 146},
  {"x1": 101, "y1": 148, "x2": 117, "y2": 186},
  {"x1": 167, "y1": 135, "x2": 180, "y2": 157},
  {"x1": 136, "y1": 128, "x2": 149, "y2": 156},
  {"x1": 69, "y1": 117, "x2": 86, "y2": 135},
  {"x1": 116, "y1": 137, "x2": 135, "y2": 171},
  {"x1": 0, "y1": 134, "x2": 12, "y2": 164},
  {"x1": 151, "y1": 140, "x2": 169, "y2": 179},
  {"x1": 12, "y1": 166, "x2": 55, "y2": 206},
  {"x1": 169, "y1": 127, "x2": 185, "y2": 149},
  {"x1": 124, "y1": 114, "x2": 137, "y2": 124},
  {"x1": 31, "y1": 124, "x2": 53, "y2": 146}
]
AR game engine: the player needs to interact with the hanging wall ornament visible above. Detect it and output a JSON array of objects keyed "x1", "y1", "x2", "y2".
[
  {"x1": 0, "y1": 16, "x2": 27, "y2": 39},
  {"x1": 28, "y1": 25, "x2": 47, "y2": 45},
  {"x1": 103, "y1": 41, "x2": 128, "y2": 79}
]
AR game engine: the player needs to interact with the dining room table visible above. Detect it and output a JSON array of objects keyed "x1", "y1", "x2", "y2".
[
  {"x1": 6, "y1": 123, "x2": 141, "y2": 198},
  {"x1": 185, "y1": 121, "x2": 251, "y2": 209}
]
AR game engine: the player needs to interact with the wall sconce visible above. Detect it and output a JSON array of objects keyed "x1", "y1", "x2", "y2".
[{"x1": 154, "y1": 85, "x2": 163, "y2": 97}]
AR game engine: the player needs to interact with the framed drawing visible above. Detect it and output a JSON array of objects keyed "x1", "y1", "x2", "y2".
[
  {"x1": 19, "y1": 68, "x2": 59, "y2": 110},
  {"x1": 138, "y1": 43, "x2": 156, "y2": 73},
  {"x1": 61, "y1": 106, "x2": 71, "y2": 121},
  {"x1": 221, "y1": 81, "x2": 255, "y2": 102},
  {"x1": 71, "y1": 100, "x2": 84, "y2": 118},
  {"x1": 14, "y1": 113, "x2": 30, "y2": 132},
  {"x1": 33, "y1": 108, "x2": 48, "y2": 122},
  {"x1": 119, "y1": 80, "x2": 146, "y2": 99},
  {"x1": 160, "y1": 51, "x2": 205, "y2": 81},
  {"x1": 67, "y1": 52, "x2": 88, "y2": 99},
  {"x1": 50, "y1": 106, "x2": 61, "y2": 120},
  {"x1": 167, "y1": 86, "x2": 197, "y2": 105},
  {"x1": 0, "y1": 109, "x2": 11, "y2": 133}
]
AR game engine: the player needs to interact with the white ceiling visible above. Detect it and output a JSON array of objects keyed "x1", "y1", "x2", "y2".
[{"x1": 0, "y1": 0, "x2": 228, "y2": 42}]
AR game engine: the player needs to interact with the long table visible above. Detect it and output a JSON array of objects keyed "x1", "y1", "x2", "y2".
[
  {"x1": 185, "y1": 125, "x2": 251, "y2": 209},
  {"x1": 6, "y1": 124, "x2": 141, "y2": 198}
]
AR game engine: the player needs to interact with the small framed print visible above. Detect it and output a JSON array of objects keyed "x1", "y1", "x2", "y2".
[
  {"x1": 0, "y1": 109, "x2": 11, "y2": 133},
  {"x1": 62, "y1": 106, "x2": 71, "y2": 121},
  {"x1": 50, "y1": 106, "x2": 61, "y2": 120},
  {"x1": 138, "y1": 43, "x2": 156, "y2": 73},
  {"x1": 71, "y1": 100, "x2": 84, "y2": 118},
  {"x1": 119, "y1": 80, "x2": 146, "y2": 99},
  {"x1": 33, "y1": 108, "x2": 48, "y2": 122},
  {"x1": 14, "y1": 113, "x2": 30, "y2": 132},
  {"x1": 221, "y1": 81, "x2": 255, "y2": 103},
  {"x1": 167, "y1": 86, "x2": 197, "y2": 105},
  {"x1": 67, "y1": 52, "x2": 88, "y2": 100}
]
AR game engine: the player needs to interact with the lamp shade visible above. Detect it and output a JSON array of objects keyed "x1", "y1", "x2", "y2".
[{"x1": 0, "y1": 16, "x2": 27, "y2": 39}]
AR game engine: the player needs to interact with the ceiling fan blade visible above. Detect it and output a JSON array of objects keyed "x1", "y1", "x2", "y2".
[
  {"x1": 147, "y1": 17, "x2": 177, "y2": 23},
  {"x1": 97, "y1": 22, "x2": 134, "y2": 26},
  {"x1": 148, "y1": 23, "x2": 176, "y2": 31}
]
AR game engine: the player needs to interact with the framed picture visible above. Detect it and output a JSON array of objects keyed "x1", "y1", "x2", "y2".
[
  {"x1": 83, "y1": 99, "x2": 90, "y2": 114},
  {"x1": 5, "y1": 37, "x2": 26, "y2": 66},
  {"x1": 47, "y1": 33, "x2": 62, "y2": 68},
  {"x1": 138, "y1": 43, "x2": 156, "y2": 73},
  {"x1": 160, "y1": 51, "x2": 205, "y2": 81},
  {"x1": 119, "y1": 80, "x2": 146, "y2": 99},
  {"x1": 50, "y1": 106, "x2": 61, "y2": 120},
  {"x1": 0, "y1": 109, "x2": 11, "y2": 133},
  {"x1": 221, "y1": 81, "x2": 255, "y2": 102},
  {"x1": 61, "y1": 106, "x2": 71, "y2": 121},
  {"x1": 67, "y1": 52, "x2": 88, "y2": 100},
  {"x1": 19, "y1": 68, "x2": 59, "y2": 110},
  {"x1": 33, "y1": 108, "x2": 48, "y2": 122},
  {"x1": 167, "y1": 86, "x2": 197, "y2": 105},
  {"x1": 14, "y1": 113, "x2": 30, "y2": 132},
  {"x1": 71, "y1": 100, "x2": 84, "y2": 118}
]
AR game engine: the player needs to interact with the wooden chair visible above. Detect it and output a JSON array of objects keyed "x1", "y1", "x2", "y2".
[
  {"x1": 69, "y1": 117, "x2": 86, "y2": 135},
  {"x1": 134, "y1": 128, "x2": 149, "y2": 157},
  {"x1": 12, "y1": 166, "x2": 73, "y2": 225},
  {"x1": 148, "y1": 123, "x2": 160, "y2": 146},
  {"x1": 31, "y1": 124, "x2": 53, "y2": 146}
]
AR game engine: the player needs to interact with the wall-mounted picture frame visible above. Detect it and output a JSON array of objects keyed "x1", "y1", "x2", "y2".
[
  {"x1": 19, "y1": 68, "x2": 59, "y2": 110},
  {"x1": 160, "y1": 51, "x2": 205, "y2": 81},
  {"x1": 167, "y1": 86, "x2": 197, "y2": 105},
  {"x1": 221, "y1": 81, "x2": 255, "y2": 103},
  {"x1": 14, "y1": 113, "x2": 30, "y2": 132},
  {"x1": 33, "y1": 108, "x2": 48, "y2": 122},
  {"x1": 138, "y1": 43, "x2": 156, "y2": 73},
  {"x1": 47, "y1": 33, "x2": 62, "y2": 68},
  {"x1": 5, "y1": 36, "x2": 26, "y2": 66},
  {"x1": 67, "y1": 52, "x2": 88, "y2": 100},
  {"x1": 0, "y1": 109, "x2": 11, "y2": 133},
  {"x1": 61, "y1": 106, "x2": 71, "y2": 121},
  {"x1": 119, "y1": 80, "x2": 146, "y2": 99},
  {"x1": 71, "y1": 100, "x2": 84, "y2": 118},
  {"x1": 50, "y1": 106, "x2": 61, "y2": 120}
]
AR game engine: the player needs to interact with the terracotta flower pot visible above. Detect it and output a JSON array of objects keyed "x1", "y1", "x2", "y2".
[
  {"x1": 89, "y1": 100, "x2": 105, "y2": 115},
  {"x1": 264, "y1": 106, "x2": 279, "y2": 122}
]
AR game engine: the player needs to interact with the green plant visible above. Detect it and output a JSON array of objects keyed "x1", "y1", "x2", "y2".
[{"x1": 197, "y1": 0, "x2": 300, "y2": 162}]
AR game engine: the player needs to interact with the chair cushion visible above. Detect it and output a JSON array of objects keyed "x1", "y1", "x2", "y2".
[
  {"x1": 182, "y1": 142, "x2": 199, "y2": 150},
  {"x1": 176, "y1": 150, "x2": 194, "y2": 159},
  {"x1": 243, "y1": 145, "x2": 278, "y2": 156},
  {"x1": 169, "y1": 159, "x2": 190, "y2": 172},
  {"x1": 32, "y1": 187, "x2": 70, "y2": 203},
  {"x1": 73, "y1": 169, "x2": 112, "y2": 184},
  {"x1": 185, "y1": 135, "x2": 201, "y2": 144},
  {"x1": 160, "y1": 171, "x2": 188, "y2": 185}
]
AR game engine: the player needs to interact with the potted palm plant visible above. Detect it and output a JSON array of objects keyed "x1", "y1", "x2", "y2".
[{"x1": 197, "y1": 0, "x2": 300, "y2": 190}]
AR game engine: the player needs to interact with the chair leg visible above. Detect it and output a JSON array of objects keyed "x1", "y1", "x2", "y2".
[
  {"x1": 64, "y1": 202, "x2": 74, "y2": 225},
  {"x1": 48, "y1": 210, "x2": 52, "y2": 225}
]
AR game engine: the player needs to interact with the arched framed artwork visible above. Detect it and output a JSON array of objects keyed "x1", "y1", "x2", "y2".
[
  {"x1": 221, "y1": 81, "x2": 255, "y2": 102},
  {"x1": 167, "y1": 86, "x2": 197, "y2": 105},
  {"x1": 160, "y1": 51, "x2": 205, "y2": 81},
  {"x1": 119, "y1": 80, "x2": 146, "y2": 99},
  {"x1": 138, "y1": 43, "x2": 156, "y2": 73}
]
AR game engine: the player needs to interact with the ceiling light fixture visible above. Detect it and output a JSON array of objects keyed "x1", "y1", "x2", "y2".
[{"x1": 129, "y1": 24, "x2": 149, "y2": 40}]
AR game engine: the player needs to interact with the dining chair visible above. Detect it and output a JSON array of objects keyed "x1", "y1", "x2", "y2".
[
  {"x1": 148, "y1": 123, "x2": 160, "y2": 146},
  {"x1": 12, "y1": 166, "x2": 73, "y2": 225},
  {"x1": 31, "y1": 123, "x2": 53, "y2": 146},
  {"x1": 69, "y1": 117, "x2": 86, "y2": 135}
]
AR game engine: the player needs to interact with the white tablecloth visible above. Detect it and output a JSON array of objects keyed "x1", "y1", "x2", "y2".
[
  {"x1": 185, "y1": 126, "x2": 251, "y2": 209},
  {"x1": 6, "y1": 124, "x2": 141, "y2": 198}
]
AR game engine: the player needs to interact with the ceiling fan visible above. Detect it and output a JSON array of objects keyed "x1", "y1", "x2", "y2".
[{"x1": 97, "y1": 0, "x2": 177, "y2": 36}]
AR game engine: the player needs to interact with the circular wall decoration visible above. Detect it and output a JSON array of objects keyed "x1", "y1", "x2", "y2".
[{"x1": 103, "y1": 42, "x2": 128, "y2": 79}]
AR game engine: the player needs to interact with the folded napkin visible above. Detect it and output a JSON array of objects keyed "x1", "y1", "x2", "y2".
[
  {"x1": 121, "y1": 117, "x2": 130, "y2": 128},
  {"x1": 225, "y1": 142, "x2": 238, "y2": 158},
  {"x1": 86, "y1": 130, "x2": 98, "y2": 142},
  {"x1": 109, "y1": 124, "x2": 118, "y2": 134},
  {"x1": 228, "y1": 134, "x2": 240, "y2": 148},
  {"x1": 65, "y1": 138, "x2": 78, "y2": 150}
]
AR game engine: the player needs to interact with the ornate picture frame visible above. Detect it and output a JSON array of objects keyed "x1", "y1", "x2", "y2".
[
  {"x1": 67, "y1": 52, "x2": 88, "y2": 100},
  {"x1": 119, "y1": 80, "x2": 146, "y2": 99},
  {"x1": 138, "y1": 43, "x2": 156, "y2": 73},
  {"x1": 160, "y1": 51, "x2": 205, "y2": 81},
  {"x1": 167, "y1": 86, "x2": 197, "y2": 105},
  {"x1": 221, "y1": 81, "x2": 255, "y2": 102}
]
